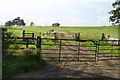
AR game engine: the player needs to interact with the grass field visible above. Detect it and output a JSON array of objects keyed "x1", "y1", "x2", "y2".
[
  {"x1": 7, "y1": 26, "x2": 119, "y2": 40},
  {"x1": 8, "y1": 26, "x2": 48, "y2": 37},
  {"x1": 45, "y1": 26, "x2": 119, "y2": 39}
]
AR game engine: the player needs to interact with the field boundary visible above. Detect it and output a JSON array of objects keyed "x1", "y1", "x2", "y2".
[{"x1": 4, "y1": 36, "x2": 120, "y2": 62}]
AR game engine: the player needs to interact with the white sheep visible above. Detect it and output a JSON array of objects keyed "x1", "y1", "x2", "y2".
[{"x1": 107, "y1": 34, "x2": 119, "y2": 45}]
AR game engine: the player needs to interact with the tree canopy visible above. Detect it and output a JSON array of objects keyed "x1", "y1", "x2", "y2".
[
  {"x1": 52, "y1": 23, "x2": 60, "y2": 27},
  {"x1": 5, "y1": 21, "x2": 12, "y2": 26},
  {"x1": 109, "y1": 0, "x2": 120, "y2": 26},
  {"x1": 5, "y1": 17, "x2": 25, "y2": 26},
  {"x1": 30, "y1": 22, "x2": 35, "y2": 26}
]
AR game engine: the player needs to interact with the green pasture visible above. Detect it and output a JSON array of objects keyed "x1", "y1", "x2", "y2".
[
  {"x1": 6, "y1": 26, "x2": 119, "y2": 40},
  {"x1": 45, "y1": 26, "x2": 119, "y2": 39},
  {"x1": 7, "y1": 26, "x2": 48, "y2": 37}
]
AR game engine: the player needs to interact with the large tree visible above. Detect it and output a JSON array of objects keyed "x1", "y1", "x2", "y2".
[
  {"x1": 5, "y1": 21, "x2": 12, "y2": 26},
  {"x1": 5, "y1": 17, "x2": 26, "y2": 26},
  {"x1": 109, "y1": 0, "x2": 120, "y2": 26},
  {"x1": 30, "y1": 22, "x2": 34, "y2": 26},
  {"x1": 12, "y1": 17, "x2": 20, "y2": 25},
  {"x1": 52, "y1": 23, "x2": 60, "y2": 27},
  {"x1": 17, "y1": 19, "x2": 25, "y2": 26}
]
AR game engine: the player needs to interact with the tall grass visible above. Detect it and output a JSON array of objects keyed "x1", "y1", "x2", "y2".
[{"x1": 2, "y1": 27, "x2": 46, "y2": 79}]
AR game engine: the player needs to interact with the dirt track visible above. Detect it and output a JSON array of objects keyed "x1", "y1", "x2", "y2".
[{"x1": 12, "y1": 59, "x2": 119, "y2": 79}]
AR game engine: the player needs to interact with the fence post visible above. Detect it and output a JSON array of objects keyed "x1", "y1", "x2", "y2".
[
  {"x1": 75, "y1": 33, "x2": 80, "y2": 40},
  {"x1": 101, "y1": 33, "x2": 105, "y2": 40},
  {"x1": 78, "y1": 33, "x2": 80, "y2": 40},
  {"x1": 118, "y1": 39, "x2": 120, "y2": 46},
  {"x1": 32, "y1": 33, "x2": 34, "y2": 38},
  {"x1": 26, "y1": 38, "x2": 29, "y2": 48},
  {"x1": 96, "y1": 41, "x2": 100, "y2": 61},
  {"x1": 74, "y1": 33, "x2": 77, "y2": 40},
  {"x1": 54, "y1": 33, "x2": 58, "y2": 44},
  {"x1": 36, "y1": 36, "x2": 41, "y2": 54},
  {"x1": 43, "y1": 33, "x2": 45, "y2": 36},
  {"x1": 23, "y1": 30, "x2": 25, "y2": 37},
  {"x1": 39, "y1": 32, "x2": 41, "y2": 36}
]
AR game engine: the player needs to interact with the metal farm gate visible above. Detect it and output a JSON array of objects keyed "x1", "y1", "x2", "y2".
[
  {"x1": 39, "y1": 38, "x2": 120, "y2": 62},
  {"x1": 40, "y1": 38, "x2": 98, "y2": 62},
  {"x1": 97, "y1": 40, "x2": 120, "y2": 60}
]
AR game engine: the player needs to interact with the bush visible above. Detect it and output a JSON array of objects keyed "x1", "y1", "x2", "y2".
[
  {"x1": 2, "y1": 28, "x2": 46, "y2": 79},
  {"x1": 2, "y1": 28, "x2": 17, "y2": 56}
]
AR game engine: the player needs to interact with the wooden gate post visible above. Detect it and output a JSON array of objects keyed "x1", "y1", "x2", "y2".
[
  {"x1": 39, "y1": 32, "x2": 41, "y2": 36},
  {"x1": 77, "y1": 33, "x2": 80, "y2": 40},
  {"x1": 96, "y1": 41, "x2": 100, "y2": 61},
  {"x1": 36, "y1": 36, "x2": 41, "y2": 54},
  {"x1": 54, "y1": 33, "x2": 58, "y2": 44},
  {"x1": 22, "y1": 30, "x2": 26, "y2": 41},
  {"x1": 75, "y1": 33, "x2": 77, "y2": 39},
  {"x1": 101, "y1": 33, "x2": 105, "y2": 40},
  {"x1": 23, "y1": 30, "x2": 25, "y2": 38},
  {"x1": 32, "y1": 33, "x2": 34, "y2": 38},
  {"x1": 118, "y1": 40, "x2": 120, "y2": 46},
  {"x1": 26, "y1": 38, "x2": 29, "y2": 48},
  {"x1": 75, "y1": 33, "x2": 80, "y2": 40}
]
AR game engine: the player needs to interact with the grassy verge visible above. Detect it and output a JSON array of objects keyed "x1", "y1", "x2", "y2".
[{"x1": 2, "y1": 53, "x2": 46, "y2": 78}]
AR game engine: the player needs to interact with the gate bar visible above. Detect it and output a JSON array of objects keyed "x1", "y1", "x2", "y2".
[{"x1": 59, "y1": 40, "x2": 62, "y2": 61}]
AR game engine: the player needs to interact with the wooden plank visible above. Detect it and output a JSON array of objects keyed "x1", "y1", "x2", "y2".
[{"x1": 24, "y1": 33, "x2": 34, "y2": 34}]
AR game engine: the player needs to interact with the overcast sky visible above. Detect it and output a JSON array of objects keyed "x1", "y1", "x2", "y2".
[{"x1": 0, "y1": 0, "x2": 115, "y2": 26}]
